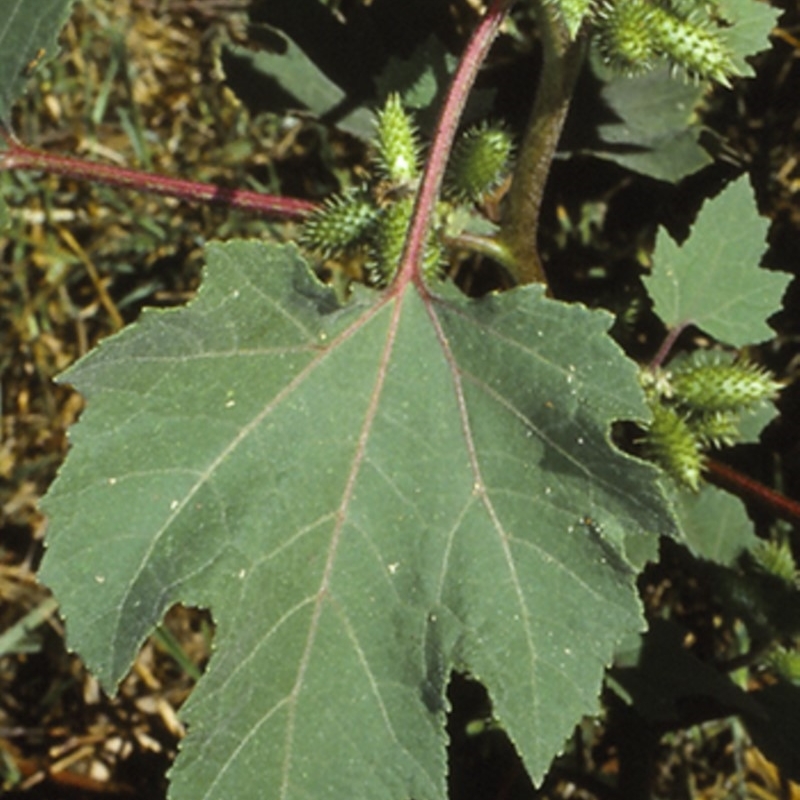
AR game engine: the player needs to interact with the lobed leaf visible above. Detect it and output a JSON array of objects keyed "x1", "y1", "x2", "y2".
[
  {"x1": 645, "y1": 176, "x2": 790, "y2": 346},
  {"x1": 41, "y1": 241, "x2": 678, "y2": 799},
  {"x1": 717, "y1": 0, "x2": 782, "y2": 78}
]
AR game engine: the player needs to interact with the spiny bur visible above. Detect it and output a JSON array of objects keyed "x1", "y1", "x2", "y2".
[
  {"x1": 374, "y1": 93, "x2": 420, "y2": 186},
  {"x1": 300, "y1": 190, "x2": 378, "y2": 259},
  {"x1": 446, "y1": 123, "x2": 513, "y2": 202},
  {"x1": 642, "y1": 403, "x2": 704, "y2": 490},
  {"x1": 595, "y1": 0, "x2": 736, "y2": 84},
  {"x1": 670, "y1": 358, "x2": 781, "y2": 413},
  {"x1": 639, "y1": 353, "x2": 780, "y2": 489}
]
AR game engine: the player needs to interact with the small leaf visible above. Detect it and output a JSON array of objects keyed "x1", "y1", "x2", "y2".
[
  {"x1": 716, "y1": 0, "x2": 781, "y2": 77},
  {"x1": 645, "y1": 176, "x2": 791, "y2": 346},
  {"x1": 671, "y1": 483, "x2": 759, "y2": 565},
  {"x1": 374, "y1": 35, "x2": 456, "y2": 111}
]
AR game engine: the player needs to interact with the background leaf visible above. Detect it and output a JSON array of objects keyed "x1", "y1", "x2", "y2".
[
  {"x1": 576, "y1": 60, "x2": 713, "y2": 182},
  {"x1": 610, "y1": 618, "x2": 761, "y2": 725},
  {"x1": 223, "y1": 0, "x2": 458, "y2": 138},
  {"x1": 0, "y1": 0, "x2": 77, "y2": 123},
  {"x1": 670, "y1": 483, "x2": 759, "y2": 566},
  {"x1": 717, "y1": 0, "x2": 782, "y2": 77},
  {"x1": 374, "y1": 35, "x2": 455, "y2": 111},
  {"x1": 644, "y1": 176, "x2": 790, "y2": 346},
  {"x1": 41, "y1": 241, "x2": 678, "y2": 798},
  {"x1": 222, "y1": 29, "x2": 375, "y2": 137}
]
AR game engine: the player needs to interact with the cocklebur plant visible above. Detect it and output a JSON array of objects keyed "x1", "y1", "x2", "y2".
[
  {"x1": 2, "y1": 0, "x2": 798, "y2": 798},
  {"x1": 300, "y1": 95, "x2": 443, "y2": 285}
]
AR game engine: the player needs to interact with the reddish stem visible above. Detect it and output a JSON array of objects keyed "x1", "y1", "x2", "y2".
[
  {"x1": 0, "y1": 137, "x2": 318, "y2": 220},
  {"x1": 705, "y1": 457, "x2": 800, "y2": 525},
  {"x1": 650, "y1": 322, "x2": 691, "y2": 370},
  {"x1": 396, "y1": 0, "x2": 514, "y2": 291}
]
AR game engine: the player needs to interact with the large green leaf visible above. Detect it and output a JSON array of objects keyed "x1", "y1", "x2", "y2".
[
  {"x1": 41, "y1": 241, "x2": 677, "y2": 799},
  {"x1": 0, "y1": 0, "x2": 77, "y2": 122},
  {"x1": 645, "y1": 176, "x2": 790, "y2": 346}
]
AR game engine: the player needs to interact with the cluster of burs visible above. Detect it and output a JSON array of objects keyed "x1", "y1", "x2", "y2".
[
  {"x1": 300, "y1": 94, "x2": 514, "y2": 286},
  {"x1": 641, "y1": 354, "x2": 781, "y2": 490},
  {"x1": 590, "y1": 0, "x2": 737, "y2": 84}
]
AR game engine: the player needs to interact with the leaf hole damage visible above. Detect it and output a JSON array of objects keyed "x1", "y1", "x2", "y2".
[{"x1": 446, "y1": 672, "x2": 536, "y2": 800}]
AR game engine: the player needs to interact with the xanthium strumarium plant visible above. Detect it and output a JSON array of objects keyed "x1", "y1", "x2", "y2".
[{"x1": 2, "y1": 0, "x2": 798, "y2": 798}]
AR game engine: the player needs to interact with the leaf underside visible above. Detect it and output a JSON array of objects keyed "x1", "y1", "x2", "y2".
[{"x1": 41, "y1": 241, "x2": 677, "y2": 800}]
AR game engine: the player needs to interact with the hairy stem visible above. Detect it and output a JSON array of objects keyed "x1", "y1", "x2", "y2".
[
  {"x1": 0, "y1": 136, "x2": 318, "y2": 220},
  {"x1": 500, "y1": 1, "x2": 586, "y2": 285},
  {"x1": 397, "y1": 0, "x2": 515, "y2": 291}
]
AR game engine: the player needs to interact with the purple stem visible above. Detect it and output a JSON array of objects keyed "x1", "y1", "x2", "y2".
[
  {"x1": 395, "y1": 0, "x2": 514, "y2": 292},
  {"x1": 0, "y1": 137, "x2": 318, "y2": 220},
  {"x1": 650, "y1": 322, "x2": 691, "y2": 370}
]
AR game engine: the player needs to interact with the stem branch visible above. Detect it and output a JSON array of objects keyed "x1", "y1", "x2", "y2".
[{"x1": 0, "y1": 136, "x2": 318, "y2": 220}]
